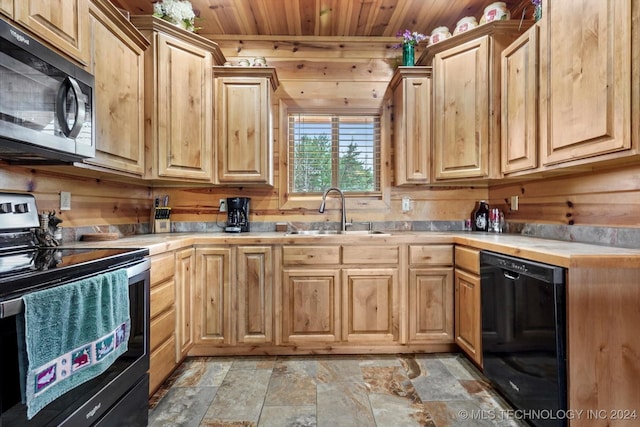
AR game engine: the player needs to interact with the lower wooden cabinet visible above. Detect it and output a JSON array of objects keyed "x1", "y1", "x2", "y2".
[
  {"x1": 236, "y1": 246, "x2": 273, "y2": 344},
  {"x1": 175, "y1": 248, "x2": 195, "y2": 361},
  {"x1": 148, "y1": 252, "x2": 177, "y2": 395},
  {"x1": 408, "y1": 245, "x2": 454, "y2": 344},
  {"x1": 454, "y1": 246, "x2": 483, "y2": 367},
  {"x1": 193, "y1": 245, "x2": 272, "y2": 348},
  {"x1": 342, "y1": 268, "x2": 399, "y2": 343},
  {"x1": 281, "y1": 268, "x2": 341, "y2": 343},
  {"x1": 194, "y1": 247, "x2": 232, "y2": 345}
]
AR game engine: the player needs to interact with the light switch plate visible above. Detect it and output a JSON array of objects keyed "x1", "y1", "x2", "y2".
[
  {"x1": 60, "y1": 191, "x2": 71, "y2": 211},
  {"x1": 402, "y1": 196, "x2": 411, "y2": 212},
  {"x1": 510, "y1": 195, "x2": 519, "y2": 211}
]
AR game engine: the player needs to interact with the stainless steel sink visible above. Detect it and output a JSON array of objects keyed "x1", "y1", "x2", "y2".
[{"x1": 284, "y1": 229, "x2": 390, "y2": 236}]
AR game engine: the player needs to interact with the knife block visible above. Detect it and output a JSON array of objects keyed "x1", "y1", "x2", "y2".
[{"x1": 151, "y1": 207, "x2": 171, "y2": 233}]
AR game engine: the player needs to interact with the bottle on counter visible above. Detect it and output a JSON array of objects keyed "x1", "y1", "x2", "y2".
[{"x1": 473, "y1": 200, "x2": 489, "y2": 232}]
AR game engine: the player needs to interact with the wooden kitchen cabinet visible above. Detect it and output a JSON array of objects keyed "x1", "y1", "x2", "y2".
[
  {"x1": 388, "y1": 67, "x2": 432, "y2": 185},
  {"x1": 214, "y1": 67, "x2": 279, "y2": 185},
  {"x1": 342, "y1": 268, "x2": 399, "y2": 343},
  {"x1": 85, "y1": 0, "x2": 148, "y2": 177},
  {"x1": 236, "y1": 246, "x2": 273, "y2": 344},
  {"x1": 408, "y1": 245, "x2": 454, "y2": 344},
  {"x1": 14, "y1": 0, "x2": 89, "y2": 65},
  {"x1": 175, "y1": 248, "x2": 195, "y2": 361},
  {"x1": 148, "y1": 252, "x2": 177, "y2": 395},
  {"x1": 281, "y1": 245, "x2": 342, "y2": 344},
  {"x1": 454, "y1": 246, "x2": 482, "y2": 367},
  {"x1": 281, "y1": 268, "x2": 341, "y2": 343},
  {"x1": 501, "y1": 25, "x2": 539, "y2": 174},
  {"x1": 539, "y1": 0, "x2": 635, "y2": 167},
  {"x1": 0, "y1": 0, "x2": 12, "y2": 18},
  {"x1": 131, "y1": 16, "x2": 225, "y2": 183},
  {"x1": 422, "y1": 22, "x2": 531, "y2": 181},
  {"x1": 194, "y1": 247, "x2": 232, "y2": 345}
]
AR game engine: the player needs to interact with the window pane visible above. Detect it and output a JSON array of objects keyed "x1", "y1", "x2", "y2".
[{"x1": 289, "y1": 113, "x2": 380, "y2": 194}]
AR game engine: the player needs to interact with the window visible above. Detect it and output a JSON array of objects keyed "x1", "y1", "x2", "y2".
[{"x1": 288, "y1": 113, "x2": 380, "y2": 195}]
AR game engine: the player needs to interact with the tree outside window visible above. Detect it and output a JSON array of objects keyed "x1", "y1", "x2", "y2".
[{"x1": 289, "y1": 114, "x2": 380, "y2": 194}]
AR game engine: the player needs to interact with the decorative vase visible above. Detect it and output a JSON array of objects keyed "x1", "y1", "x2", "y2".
[
  {"x1": 534, "y1": 4, "x2": 542, "y2": 22},
  {"x1": 402, "y1": 43, "x2": 415, "y2": 66}
]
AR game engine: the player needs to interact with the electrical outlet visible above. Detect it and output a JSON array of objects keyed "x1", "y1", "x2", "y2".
[
  {"x1": 510, "y1": 195, "x2": 519, "y2": 211},
  {"x1": 402, "y1": 196, "x2": 411, "y2": 212},
  {"x1": 219, "y1": 199, "x2": 227, "y2": 212},
  {"x1": 60, "y1": 191, "x2": 71, "y2": 211}
]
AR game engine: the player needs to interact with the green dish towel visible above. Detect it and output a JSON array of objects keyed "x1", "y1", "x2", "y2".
[{"x1": 18, "y1": 268, "x2": 130, "y2": 419}]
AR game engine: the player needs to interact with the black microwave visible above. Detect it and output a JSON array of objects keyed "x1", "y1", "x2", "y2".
[{"x1": 0, "y1": 18, "x2": 94, "y2": 164}]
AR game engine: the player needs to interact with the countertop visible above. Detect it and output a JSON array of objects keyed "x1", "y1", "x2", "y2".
[{"x1": 63, "y1": 231, "x2": 640, "y2": 268}]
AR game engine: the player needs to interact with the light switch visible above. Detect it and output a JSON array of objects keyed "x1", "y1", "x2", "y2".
[
  {"x1": 510, "y1": 195, "x2": 518, "y2": 211},
  {"x1": 402, "y1": 196, "x2": 411, "y2": 212},
  {"x1": 60, "y1": 191, "x2": 71, "y2": 210}
]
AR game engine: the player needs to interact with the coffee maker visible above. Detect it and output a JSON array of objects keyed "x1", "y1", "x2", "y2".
[{"x1": 225, "y1": 197, "x2": 250, "y2": 232}]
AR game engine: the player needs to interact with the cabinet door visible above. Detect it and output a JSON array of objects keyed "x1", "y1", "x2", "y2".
[
  {"x1": 455, "y1": 269, "x2": 482, "y2": 366},
  {"x1": 281, "y1": 269, "x2": 341, "y2": 343},
  {"x1": 195, "y1": 247, "x2": 231, "y2": 345},
  {"x1": 408, "y1": 268, "x2": 454, "y2": 343},
  {"x1": 433, "y1": 36, "x2": 489, "y2": 180},
  {"x1": 0, "y1": 0, "x2": 12, "y2": 18},
  {"x1": 501, "y1": 25, "x2": 538, "y2": 174},
  {"x1": 175, "y1": 248, "x2": 195, "y2": 360},
  {"x1": 393, "y1": 69, "x2": 432, "y2": 185},
  {"x1": 15, "y1": 0, "x2": 89, "y2": 65},
  {"x1": 539, "y1": 0, "x2": 632, "y2": 165},
  {"x1": 155, "y1": 33, "x2": 213, "y2": 181},
  {"x1": 216, "y1": 76, "x2": 272, "y2": 184},
  {"x1": 86, "y1": 2, "x2": 147, "y2": 176},
  {"x1": 236, "y1": 246, "x2": 273, "y2": 344},
  {"x1": 342, "y1": 268, "x2": 399, "y2": 343}
]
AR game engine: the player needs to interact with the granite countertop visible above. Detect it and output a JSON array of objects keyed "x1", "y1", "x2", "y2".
[{"x1": 61, "y1": 231, "x2": 640, "y2": 268}]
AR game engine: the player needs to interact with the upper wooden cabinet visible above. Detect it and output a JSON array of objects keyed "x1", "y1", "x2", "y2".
[
  {"x1": 388, "y1": 67, "x2": 432, "y2": 185},
  {"x1": 85, "y1": 0, "x2": 148, "y2": 177},
  {"x1": 420, "y1": 22, "x2": 532, "y2": 181},
  {"x1": 214, "y1": 67, "x2": 279, "y2": 186},
  {"x1": 539, "y1": 0, "x2": 636, "y2": 167},
  {"x1": 131, "y1": 16, "x2": 225, "y2": 183},
  {"x1": 0, "y1": 0, "x2": 12, "y2": 19},
  {"x1": 501, "y1": 25, "x2": 539, "y2": 174},
  {"x1": 14, "y1": 0, "x2": 90, "y2": 65}
]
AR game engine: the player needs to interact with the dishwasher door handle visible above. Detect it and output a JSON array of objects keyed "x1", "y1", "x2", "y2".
[{"x1": 503, "y1": 270, "x2": 520, "y2": 280}]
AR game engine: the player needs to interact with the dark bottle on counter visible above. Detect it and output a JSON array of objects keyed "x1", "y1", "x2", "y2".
[{"x1": 473, "y1": 200, "x2": 489, "y2": 232}]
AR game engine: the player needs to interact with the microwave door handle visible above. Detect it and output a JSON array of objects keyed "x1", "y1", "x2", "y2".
[{"x1": 55, "y1": 76, "x2": 86, "y2": 138}]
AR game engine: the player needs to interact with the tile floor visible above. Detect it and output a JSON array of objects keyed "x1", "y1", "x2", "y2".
[{"x1": 148, "y1": 353, "x2": 526, "y2": 427}]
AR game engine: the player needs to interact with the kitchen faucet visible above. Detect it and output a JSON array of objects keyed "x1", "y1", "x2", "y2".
[{"x1": 319, "y1": 187, "x2": 350, "y2": 232}]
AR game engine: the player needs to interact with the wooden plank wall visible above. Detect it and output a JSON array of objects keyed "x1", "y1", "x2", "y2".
[
  {"x1": 489, "y1": 165, "x2": 640, "y2": 227},
  {"x1": 0, "y1": 164, "x2": 151, "y2": 228}
]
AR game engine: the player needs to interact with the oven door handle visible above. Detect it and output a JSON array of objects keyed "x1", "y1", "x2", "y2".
[{"x1": 0, "y1": 259, "x2": 150, "y2": 319}]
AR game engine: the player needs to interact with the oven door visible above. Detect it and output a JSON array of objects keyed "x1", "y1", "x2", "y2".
[
  {"x1": 0, "y1": 260, "x2": 150, "y2": 427},
  {"x1": 0, "y1": 19, "x2": 94, "y2": 163}
]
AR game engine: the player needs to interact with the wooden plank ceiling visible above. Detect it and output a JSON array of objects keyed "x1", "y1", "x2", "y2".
[{"x1": 110, "y1": 0, "x2": 533, "y2": 39}]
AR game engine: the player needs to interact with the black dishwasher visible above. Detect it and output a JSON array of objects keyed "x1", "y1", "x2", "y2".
[{"x1": 480, "y1": 251, "x2": 567, "y2": 427}]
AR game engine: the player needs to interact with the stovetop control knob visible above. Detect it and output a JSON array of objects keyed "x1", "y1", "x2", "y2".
[
  {"x1": 14, "y1": 203, "x2": 29, "y2": 213},
  {"x1": 0, "y1": 202, "x2": 12, "y2": 214}
]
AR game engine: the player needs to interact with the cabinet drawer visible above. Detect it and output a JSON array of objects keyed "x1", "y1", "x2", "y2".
[
  {"x1": 343, "y1": 245, "x2": 399, "y2": 264},
  {"x1": 455, "y1": 246, "x2": 480, "y2": 275},
  {"x1": 150, "y1": 252, "x2": 175, "y2": 286},
  {"x1": 149, "y1": 334, "x2": 177, "y2": 395},
  {"x1": 410, "y1": 245, "x2": 453, "y2": 266},
  {"x1": 283, "y1": 246, "x2": 340, "y2": 266},
  {"x1": 150, "y1": 279, "x2": 175, "y2": 319},
  {"x1": 150, "y1": 307, "x2": 176, "y2": 352}
]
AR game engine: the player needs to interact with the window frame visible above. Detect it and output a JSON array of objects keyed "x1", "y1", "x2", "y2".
[
  {"x1": 278, "y1": 99, "x2": 391, "y2": 212},
  {"x1": 288, "y1": 113, "x2": 381, "y2": 196}
]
